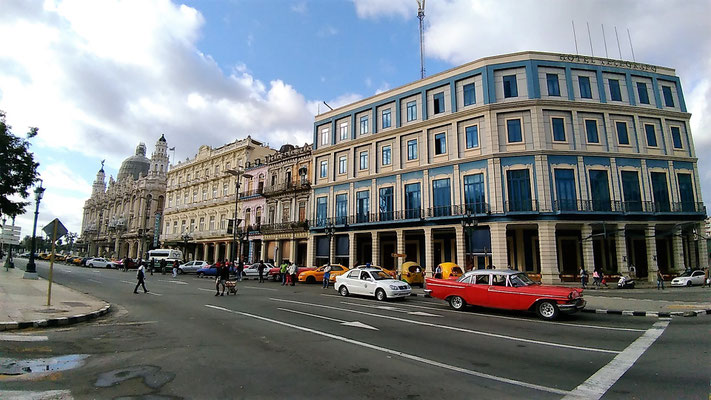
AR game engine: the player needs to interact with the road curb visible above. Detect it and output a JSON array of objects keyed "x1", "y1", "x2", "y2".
[
  {"x1": 581, "y1": 308, "x2": 711, "y2": 318},
  {"x1": 0, "y1": 303, "x2": 111, "y2": 331}
]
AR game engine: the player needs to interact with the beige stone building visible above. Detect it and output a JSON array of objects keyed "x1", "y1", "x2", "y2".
[
  {"x1": 309, "y1": 51, "x2": 707, "y2": 283},
  {"x1": 160, "y1": 137, "x2": 275, "y2": 262}
]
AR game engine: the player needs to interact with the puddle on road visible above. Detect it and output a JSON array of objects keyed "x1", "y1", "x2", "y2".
[
  {"x1": 95, "y1": 365, "x2": 175, "y2": 389},
  {"x1": 0, "y1": 354, "x2": 88, "y2": 375}
]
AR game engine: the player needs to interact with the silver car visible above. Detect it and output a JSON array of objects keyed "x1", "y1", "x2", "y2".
[
  {"x1": 87, "y1": 258, "x2": 116, "y2": 269},
  {"x1": 179, "y1": 260, "x2": 208, "y2": 274}
]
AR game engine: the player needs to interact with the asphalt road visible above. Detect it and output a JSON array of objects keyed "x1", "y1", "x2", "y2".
[{"x1": 2, "y1": 259, "x2": 709, "y2": 400}]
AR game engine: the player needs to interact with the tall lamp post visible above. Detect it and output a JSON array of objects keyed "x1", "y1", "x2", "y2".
[
  {"x1": 225, "y1": 168, "x2": 251, "y2": 263},
  {"x1": 25, "y1": 181, "x2": 45, "y2": 279},
  {"x1": 326, "y1": 222, "x2": 335, "y2": 265},
  {"x1": 181, "y1": 231, "x2": 192, "y2": 262},
  {"x1": 461, "y1": 211, "x2": 477, "y2": 270}
]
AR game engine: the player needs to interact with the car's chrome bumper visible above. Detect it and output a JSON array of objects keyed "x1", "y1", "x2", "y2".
[
  {"x1": 386, "y1": 289, "x2": 412, "y2": 298},
  {"x1": 558, "y1": 299, "x2": 586, "y2": 314}
]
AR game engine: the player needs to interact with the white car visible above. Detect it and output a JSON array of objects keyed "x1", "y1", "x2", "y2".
[
  {"x1": 179, "y1": 260, "x2": 208, "y2": 274},
  {"x1": 671, "y1": 270, "x2": 706, "y2": 287},
  {"x1": 87, "y1": 258, "x2": 116, "y2": 269},
  {"x1": 242, "y1": 263, "x2": 275, "y2": 278},
  {"x1": 335, "y1": 267, "x2": 411, "y2": 301}
]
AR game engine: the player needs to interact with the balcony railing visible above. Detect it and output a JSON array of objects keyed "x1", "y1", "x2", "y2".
[
  {"x1": 312, "y1": 203, "x2": 493, "y2": 228},
  {"x1": 239, "y1": 187, "x2": 264, "y2": 199},
  {"x1": 552, "y1": 200, "x2": 706, "y2": 214},
  {"x1": 504, "y1": 200, "x2": 540, "y2": 213},
  {"x1": 260, "y1": 221, "x2": 310, "y2": 234},
  {"x1": 263, "y1": 180, "x2": 311, "y2": 196}
]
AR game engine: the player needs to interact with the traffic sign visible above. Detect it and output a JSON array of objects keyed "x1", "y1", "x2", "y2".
[
  {"x1": 43, "y1": 218, "x2": 68, "y2": 239},
  {"x1": 391, "y1": 253, "x2": 407, "y2": 258}
]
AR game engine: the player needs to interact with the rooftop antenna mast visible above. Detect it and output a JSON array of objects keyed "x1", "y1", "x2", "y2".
[{"x1": 417, "y1": 0, "x2": 426, "y2": 79}]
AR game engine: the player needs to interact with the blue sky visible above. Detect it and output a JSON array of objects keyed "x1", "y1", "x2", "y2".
[{"x1": 1, "y1": 0, "x2": 710, "y2": 241}]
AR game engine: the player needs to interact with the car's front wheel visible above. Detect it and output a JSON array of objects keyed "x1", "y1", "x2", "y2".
[
  {"x1": 88, "y1": 263, "x2": 94, "y2": 268},
  {"x1": 306, "y1": 276, "x2": 316, "y2": 284},
  {"x1": 197, "y1": 272, "x2": 204, "y2": 278},
  {"x1": 686, "y1": 280, "x2": 692, "y2": 287},
  {"x1": 178, "y1": 268, "x2": 184, "y2": 275},
  {"x1": 536, "y1": 300, "x2": 560, "y2": 321},
  {"x1": 375, "y1": 289, "x2": 387, "y2": 301},
  {"x1": 339, "y1": 286, "x2": 349, "y2": 297},
  {"x1": 448, "y1": 296, "x2": 466, "y2": 311}
]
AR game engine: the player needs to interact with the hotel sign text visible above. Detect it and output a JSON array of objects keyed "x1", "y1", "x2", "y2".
[{"x1": 559, "y1": 54, "x2": 657, "y2": 73}]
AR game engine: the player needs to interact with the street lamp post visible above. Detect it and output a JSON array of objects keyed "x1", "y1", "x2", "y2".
[
  {"x1": 181, "y1": 231, "x2": 192, "y2": 262},
  {"x1": 326, "y1": 222, "x2": 335, "y2": 265},
  {"x1": 461, "y1": 211, "x2": 477, "y2": 270},
  {"x1": 225, "y1": 168, "x2": 251, "y2": 263},
  {"x1": 25, "y1": 181, "x2": 45, "y2": 279}
]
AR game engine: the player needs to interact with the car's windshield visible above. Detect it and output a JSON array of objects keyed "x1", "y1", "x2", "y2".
[
  {"x1": 679, "y1": 271, "x2": 693, "y2": 277},
  {"x1": 509, "y1": 273, "x2": 535, "y2": 287},
  {"x1": 372, "y1": 271, "x2": 391, "y2": 280}
]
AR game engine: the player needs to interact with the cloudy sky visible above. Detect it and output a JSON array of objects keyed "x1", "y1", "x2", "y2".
[{"x1": 1, "y1": 0, "x2": 709, "y2": 241}]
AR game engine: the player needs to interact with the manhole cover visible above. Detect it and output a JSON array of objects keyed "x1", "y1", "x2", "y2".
[{"x1": 62, "y1": 302, "x2": 89, "y2": 307}]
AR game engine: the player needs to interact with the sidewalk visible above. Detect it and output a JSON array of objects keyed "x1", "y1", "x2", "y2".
[{"x1": 0, "y1": 265, "x2": 110, "y2": 331}]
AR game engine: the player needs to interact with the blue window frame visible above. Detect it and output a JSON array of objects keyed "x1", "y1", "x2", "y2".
[
  {"x1": 407, "y1": 139, "x2": 418, "y2": 160},
  {"x1": 621, "y1": 171, "x2": 642, "y2": 212},
  {"x1": 404, "y1": 183, "x2": 421, "y2": 219},
  {"x1": 463, "y1": 173, "x2": 485, "y2": 214},
  {"x1": 662, "y1": 86, "x2": 674, "y2": 107},
  {"x1": 359, "y1": 151, "x2": 368, "y2": 170},
  {"x1": 335, "y1": 194, "x2": 347, "y2": 224},
  {"x1": 359, "y1": 115, "x2": 369, "y2": 134},
  {"x1": 379, "y1": 187, "x2": 394, "y2": 221},
  {"x1": 463, "y1": 83, "x2": 476, "y2": 106},
  {"x1": 356, "y1": 191, "x2": 369, "y2": 223},
  {"x1": 382, "y1": 145, "x2": 391, "y2": 166},
  {"x1": 406, "y1": 101, "x2": 417, "y2": 121},
  {"x1": 589, "y1": 170, "x2": 611, "y2": 211},
  {"x1": 546, "y1": 73, "x2": 560, "y2": 96},
  {"x1": 585, "y1": 120, "x2": 599, "y2": 143},
  {"x1": 320, "y1": 160, "x2": 327, "y2": 178},
  {"x1": 554, "y1": 169, "x2": 576, "y2": 211},
  {"x1": 432, "y1": 178, "x2": 451, "y2": 216},
  {"x1": 338, "y1": 156, "x2": 347, "y2": 174},
  {"x1": 615, "y1": 121, "x2": 629, "y2": 145},
  {"x1": 506, "y1": 169, "x2": 532, "y2": 212},
  {"x1": 433, "y1": 92, "x2": 445, "y2": 114},
  {"x1": 552, "y1": 117, "x2": 566, "y2": 142},
  {"x1": 507, "y1": 119, "x2": 522, "y2": 143},
  {"x1": 651, "y1": 172, "x2": 670, "y2": 212},
  {"x1": 382, "y1": 109, "x2": 391, "y2": 129},
  {"x1": 503, "y1": 75, "x2": 518, "y2": 98},
  {"x1": 636, "y1": 82, "x2": 650, "y2": 104},
  {"x1": 671, "y1": 126, "x2": 683, "y2": 149},
  {"x1": 579, "y1": 76, "x2": 592, "y2": 99},
  {"x1": 677, "y1": 173, "x2": 695, "y2": 212},
  {"x1": 644, "y1": 124, "x2": 657, "y2": 147},
  {"x1": 609, "y1": 79, "x2": 622, "y2": 101},
  {"x1": 465, "y1": 125, "x2": 479, "y2": 149},
  {"x1": 316, "y1": 197, "x2": 328, "y2": 226},
  {"x1": 434, "y1": 133, "x2": 447, "y2": 155}
]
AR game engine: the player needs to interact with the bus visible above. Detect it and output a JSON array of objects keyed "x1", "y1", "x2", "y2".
[{"x1": 147, "y1": 249, "x2": 183, "y2": 264}]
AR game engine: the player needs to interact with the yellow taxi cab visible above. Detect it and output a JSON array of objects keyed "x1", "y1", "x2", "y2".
[
  {"x1": 38, "y1": 253, "x2": 50, "y2": 260},
  {"x1": 399, "y1": 261, "x2": 425, "y2": 287},
  {"x1": 298, "y1": 264, "x2": 349, "y2": 283},
  {"x1": 435, "y1": 262, "x2": 464, "y2": 280}
]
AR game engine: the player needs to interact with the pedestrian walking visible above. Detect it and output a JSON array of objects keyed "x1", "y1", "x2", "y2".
[
  {"x1": 149, "y1": 258, "x2": 155, "y2": 276},
  {"x1": 579, "y1": 267, "x2": 588, "y2": 289},
  {"x1": 215, "y1": 264, "x2": 227, "y2": 296},
  {"x1": 172, "y1": 260, "x2": 179, "y2": 277},
  {"x1": 122, "y1": 256, "x2": 130, "y2": 272},
  {"x1": 134, "y1": 265, "x2": 149, "y2": 294},
  {"x1": 237, "y1": 258, "x2": 244, "y2": 282},
  {"x1": 160, "y1": 258, "x2": 167, "y2": 275},
  {"x1": 592, "y1": 269, "x2": 600, "y2": 288},
  {"x1": 288, "y1": 262, "x2": 297, "y2": 286},
  {"x1": 258, "y1": 260, "x2": 266, "y2": 283},
  {"x1": 322, "y1": 263, "x2": 332, "y2": 289},
  {"x1": 702, "y1": 267, "x2": 710, "y2": 288},
  {"x1": 280, "y1": 261, "x2": 288, "y2": 285},
  {"x1": 656, "y1": 270, "x2": 665, "y2": 290}
]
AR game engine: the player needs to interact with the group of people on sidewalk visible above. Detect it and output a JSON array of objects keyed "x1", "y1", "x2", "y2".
[
  {"x1": 279, "y1": 260, "x2": 299, "y2": 286},
  {"x1": 579, "y1": 268, "x2": 608, "y2": 289}
]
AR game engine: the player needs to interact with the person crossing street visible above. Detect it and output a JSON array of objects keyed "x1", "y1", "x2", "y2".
[
  {"x1": 322, "y1": 263, "x2": 332, "y2": 289},
  {"x1": 133, "y1": 264, "x2": 149, "y2": 294}
]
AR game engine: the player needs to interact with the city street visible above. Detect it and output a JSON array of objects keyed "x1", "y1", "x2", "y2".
[{"x1": 2, "y1": 259, "x2": 709, "y2": 399}]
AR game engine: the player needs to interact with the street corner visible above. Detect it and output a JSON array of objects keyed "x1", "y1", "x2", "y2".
[{"x1": 0, "y1": 302, "x2": 111, "y2": 332}]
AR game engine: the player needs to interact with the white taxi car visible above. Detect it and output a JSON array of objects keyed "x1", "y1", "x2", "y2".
[
  {"x1": 335, "y1": 267, "x2": 411, "y2": 301},
  {"x1": 671, "y1": 270, "x2": 706, "y2": 287}
]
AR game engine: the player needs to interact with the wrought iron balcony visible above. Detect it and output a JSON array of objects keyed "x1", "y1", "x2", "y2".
[
  {"x1": 263, "y1": 180, "x2": 311, "y2": 197},
  {"x1": 504, "y1": 200, "x2": 540, "y2": 213},
  {"x1": 260, "y1": 221, "x2": 310, "y2": 234}
]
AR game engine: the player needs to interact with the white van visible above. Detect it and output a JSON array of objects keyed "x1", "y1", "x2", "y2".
[{"x1": 147, "y1": 249, "x2": 183, "y2": 264}]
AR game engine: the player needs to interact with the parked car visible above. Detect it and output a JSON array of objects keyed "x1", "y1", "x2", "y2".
[
  {"x1": 241, "y1": 263, "x2": 275, "y2": 279},
  {"x1": 196, "y1": 264, "x2": 235, "y2": 278},
  {"x1": 335, "y1": 267, "x2": 412, "y2": 301},
  {"x1": 355, "y1": 264, "x2": 396, "y2": 278},
  {"x1": 435, "y1": 262, "x2": 464, "y2": 279},
  {"x1": 399, "y1": 261, "x2": 425, "y2": 287},
  {"x1": 299, "y1": 264, "x2": 349, "y2": 283},
  {"x1": 671, "y1": 270, "x2": 706, "y2": 287},
  {"x1": 179, "y1": 260, "x2": 208, "y2": 274},
  {"x1": 425, "y1": 269, "x2": 585, "y2": 320},
  {"x1": 87, "y1": 258, "x2": 117, "y2": 269},
  {"x1": 80, "y1": 257, "x2": 90, "y2": 267},
  {"x1": 268, "y1": 265, "x2": 316, "y2": 281}
]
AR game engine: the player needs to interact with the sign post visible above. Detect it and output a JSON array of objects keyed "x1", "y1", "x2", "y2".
[{"x1": 42, "y1": 218, "x2": 68, "y2": 307}]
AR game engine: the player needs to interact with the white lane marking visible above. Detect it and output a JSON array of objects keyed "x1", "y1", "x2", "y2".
[
  {"x1": 243, "y1": 286, "x2": 278, "y2": 291},
  {"x1": 0, "y1": 334, "x2": 49, "y2": 342},
  {"x1": 121, "y1": 280, "x2": 134, "y2": 284},
  {"x1": 158, "y1": 279, "x2": 188, "y2": 285},
  {"x1": 563, "y1": 319, "x2": 671, "y2": 400},
  {"x1": 272, "y1": 298, "x2": 618, "y2": 354},
  {"x1": 0, "y1": 390, "x2": 73, "y2": 399},
  {"x1": 198, "y1": 288, "x2": 216, "y2": 292},
  {"x1": 146, "y1": 292, "x2": 162, "y2": 296},
  {"x1": 407, "y1": 311, "x2": 442, "y2": 317},
  {"x1": 205, "y1": 304, "x2": 568, "y2": 396},
  {"x1": 88, "y1": 279, "x2": 101, "y2": 284},
  {"x1": 278, "y1": 307, "x2": 379, "y2": 330},
  {"x1": 341, "y1": 301, "x2": 442, "y2": 317}
]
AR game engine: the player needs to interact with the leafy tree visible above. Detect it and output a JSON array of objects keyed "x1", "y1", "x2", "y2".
[{"x1": 0, "y1": 110, "x2": 40, "y2": 220}]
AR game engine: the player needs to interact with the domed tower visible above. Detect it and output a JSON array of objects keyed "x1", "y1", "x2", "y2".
[
  {"x1": 150, "y1": 134, "x2": 169, "y2": 176},
  {"x1": 91, "y1": 161, "x2": 107, "y2": 197},
  {"x1": 117, "y1": 143, "x2": 150, "y2": 182}
]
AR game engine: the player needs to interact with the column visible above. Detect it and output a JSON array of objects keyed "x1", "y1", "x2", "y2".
[
  {"x1": 261, "y1": 241, "x2": 268, "y2": 264},
  {"x1": 396, "y1": 230, "x2": 405, "y2": 272},
  {"x1": 581, "y1": 224, "x2": 595, "y2": 273},
  {"x1": 276, "y1": 239, "x2": 283, "y2": 265},
  {"x1": 371, "y1": 231, "x2": 380, "y2": 266},
  {"x1": 615, "y1": 224, "x2": 628, "y2": 275},
  {"x1": 489, "y1": 222, "x2": 508, "y2": 269},
  {"x1": 692, "y1": 231, "x2": 700, "y2": 269},
  {"x1": 193, "y1": 246, "x2": 198, "y2": 262},
  {"x1": 348, "y1": 232, "x2": 357, "y2": 268},
  {"x1": 455, "y1": 225, "x2": 466, "y2": 269},
  {"x1": 646, "y1": 225, "x2": 658, "y2": 283},
  {"x1": 698, "y1": 222, "x2": 709, "y2": 270},
  {"x1": 114, "y1": 237, "x2": 120, "y2": 257},
  {"x1": 424, "y1": 227, "x2": 434, "y2": 276},
  {"x1": 226, "y1": 242, "x2": 232, "y2": 263},
  {"x1": 538, "y1": 222, "x2": 559, "y2": 284},
  {"x1": 203, "y1": 243, "x2": 209, "y2": 263},
  {"x1": 306, "y1": 234, "x2": 315, "y2": 268}
]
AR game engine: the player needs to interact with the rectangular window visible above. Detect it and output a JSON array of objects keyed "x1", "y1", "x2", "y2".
[
  {"x1": 637, "y1": 82, "x2": 650, "y2": 104},
  {"x1": 579, "y1": 76, "x2": 592, "y2": 99},
  {"x1": 615, "y1": 121, "x2": 629, "y2": 145},
  {"x1": 209, "y1": 216, "x2": 215, "y2": 231},
  {"x1": 382, "y1": 109, "x2": 391, "y2": 129},
  {"x1": 645, "y1": 124, "x2": 657, "y2": 147},
  {"x1": 212, "y1": 185, "x2": 217, "y2": 198},
  {"x1": 651, "y1": 172, "x2": 670, "y2": 212},
  {"x1": 507, "y1": 119, "x2": 522, "y2": 143},
  {"x1": 621, "y1": 171, "x2": 642, "y2": 212},
  {"x1": 670, "y1": 126, "x2": 683, "y2": 149},
  {"x1": 406, "y1": 101, "x2": 417, "y2": 121},
  {"x1": 339, "y1": 123, "x2": 348, "y2": 141},
  {"x1": 433, "y1": 92, "x2": 445, "y2": 114},
  {"x1": 585, "y1": 120, "x2": 599, "y2": 143},
  {"x1": 222, "y1": 183, "x2": 228, "y2": 196},
  {"x1": 677, "y1": 173, "x2": 695, "y2": 212},
  {"x1": 662, "y1": 86, "x2": 674, "y2": 107},
  {"x1": 503, "y1": 75, "x2": 518, "y2": 98},
  {"x1": 463, "y1": 83, "x2": 476, "y2": 106},
  {"x1": 552, "y1": 117, "x2": 566, "y2": 142},
  {"x1": 407, "y1": 139, "x2": 418, "y2": 160},
  {"x1": 434, "y1": 133, "x2": 447, "y2": 155},
  {"x1": 463, "y1": 173, "x2": 486, "y2": 214},
  {"x1": 554, "y1": 169, "x2": 576, "y2": 211},
  {"x1": 506, "y1": 169, "x2": 532, "y2": 211},
  {"x1": 192, "y1": 190, "x2": 197, "y2": 202},
  {"x1": 382, "y1": 145, "x2": 391, "y2": 166},
  {"x1": 320, "y1": 160, "x2": 327, "y2": 178},
  {"x1": 589, "y1": 170, "x2": 611, "y2": 211},
  {"x1": 379, "y1": 187, "x2": 394, "y2": 221},
  {"x1": 404, "y1": 183, "x2": 421, "y2": 219},
  {"x1": 321, "y1": 128, "x2": 329, "y2": 146},
  {"x1": 356, "y1": 191, "x2": 369, "y2": 223},
  {"x1": 359, "y1": 116, "x2": 369, "y2": 135},
  {"x1": 546, "y1": 73, "x2": 560, "y2": 96},
  {"x1": 465, "y1": 125, "x2": 479, "y2": 149},
  {"x1": 316, "y1": 197, "x2": 328, "y2": 226},
  {"x1": 335, "y1": 194, "x2": 347, "y2": 224},
  {"x1": 432, "y1": 178, "x2": 451, "y2": 216},
  {"x1": 359, "y1": 151, "x2": 368, "y2": 170},
  {"x1": 609, "y1": 79, "x2": 622, "y2": 101},
  {"x1": 338, "y1": 156, "x2": 347, "y2": 174}
]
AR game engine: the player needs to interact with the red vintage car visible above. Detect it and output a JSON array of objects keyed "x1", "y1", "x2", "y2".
[{"x1": 425, "y1": 269, "x2": 585, "y2": 320}]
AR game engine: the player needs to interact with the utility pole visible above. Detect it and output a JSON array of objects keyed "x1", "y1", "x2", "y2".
[{"x1": 417, "y1": 0, "x2": 426, "y2": 79}]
